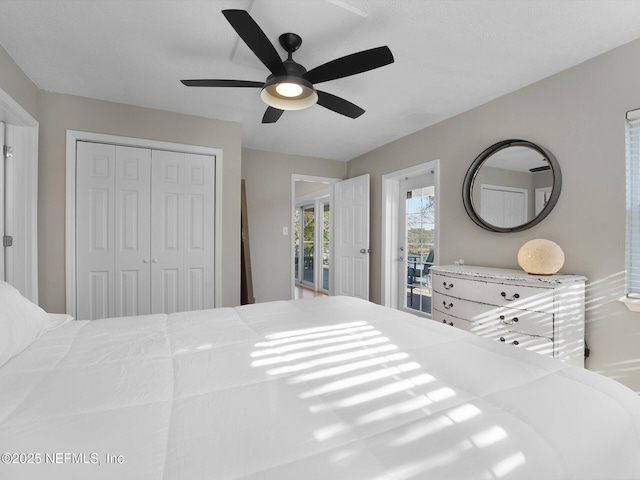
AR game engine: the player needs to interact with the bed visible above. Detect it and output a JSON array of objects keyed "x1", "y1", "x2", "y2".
[{"x1": 1, "y1": 284, "x2": 640, "y2": 480}]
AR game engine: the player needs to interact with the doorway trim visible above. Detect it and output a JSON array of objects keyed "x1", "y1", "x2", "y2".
[
  {"x1": 65, "y1": 130, "x2": 223, "y2": 317},
  {"x1": 290, "y1": 174, "x2": 341, "y2": 300},
  {"x1": 381, "y1": 160, "x2": 440, "y2": 309},
  {"x1": 0, "y1": 87, "x2": 39, "y2": 303}
]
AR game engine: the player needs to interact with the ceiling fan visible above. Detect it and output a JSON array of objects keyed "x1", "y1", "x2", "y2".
[{"x1": 181, "y1": 9, "x2": 394, "y2": 124}]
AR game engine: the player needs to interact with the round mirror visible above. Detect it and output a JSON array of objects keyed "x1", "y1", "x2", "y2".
[{"x1": 462, "y1": 139, "x2": 561, "y2": 232}]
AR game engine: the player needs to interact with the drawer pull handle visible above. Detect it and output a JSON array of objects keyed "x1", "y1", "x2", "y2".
[
  {"x1": 443, "y1": 301, "x2": 453, "y2": 309},
  {"x1": 501, "y1": 292, "x2": 520, "y2": 301},
  {"x1": 499, "y1": 315, "x2": 519, "y2": 325},
  {"x1": 512, "y1": 340, "x2": 520, "y2": 346},
  {"x1": 443, "y1": 282, "x2": 453, "y2": 290},
  {"x1": 449, "y1": 322, "x2": 454, "y2": 326},
  {"x1": 499, "y1": 337, "x2": 506, "y2": 342}
]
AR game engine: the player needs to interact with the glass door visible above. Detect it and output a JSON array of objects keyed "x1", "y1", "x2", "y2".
[
  {"x1": 321, "y1": 201, "x2": 330, "y2": 292},
  {"x1": 400, "y1": 181, "x2": 435, "y2": 314},
  {"x1": 294, "y1": 208, "x2": 300, "y2": 282},
  {"x1": 301, "y1": 205, "x2": 315, "y2": 286},
  {"x1": 294, "y1": 193, "x2": 331, "y2": 294}
]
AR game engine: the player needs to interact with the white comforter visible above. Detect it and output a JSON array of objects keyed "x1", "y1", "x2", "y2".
[{"x1": 1, "y1": 296, "x2": 640, "y2": 480}]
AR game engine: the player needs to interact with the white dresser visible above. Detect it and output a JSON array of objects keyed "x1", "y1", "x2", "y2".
[{"x1": 431, "y1": 265, "x2": 586, "y2": 367}]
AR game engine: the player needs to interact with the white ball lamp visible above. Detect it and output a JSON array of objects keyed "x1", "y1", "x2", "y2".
[{"x1": 517, "y1": 239, "x2": 565, "y2": 275}]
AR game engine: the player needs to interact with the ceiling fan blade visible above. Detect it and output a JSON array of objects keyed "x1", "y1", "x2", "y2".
[
  {"x1": 222, "y1": 9, "x2": 287, "y2": 76},
  {"x1": 316, "y1": 91, "x2": 365, "y2": 119},
  {"x1": 181, "y1": 79, "x2": 264, "y2": 88},
  {"x1": 304, "y1": 46, "x2": 394, "y2": 85},
  {"x1": 262, "y1": 107, "x2": 284, "y2": 124}
]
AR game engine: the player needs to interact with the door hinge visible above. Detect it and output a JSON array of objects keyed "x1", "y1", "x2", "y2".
[
  {"x1": 3, "y1": 145, "x2": 13, "y2": 159},
  {"x1": 3, "y1": 235, "x2": 12, "y2": 247}
]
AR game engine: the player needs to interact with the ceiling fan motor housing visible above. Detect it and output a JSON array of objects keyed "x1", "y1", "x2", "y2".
[{"x1": 261, "y1": 58, "x2": 318, "y2": 110}]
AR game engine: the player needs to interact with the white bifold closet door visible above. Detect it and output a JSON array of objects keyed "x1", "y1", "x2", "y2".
[{"x1": 76, "y1": 141, "x2": 215, "y2": 320}]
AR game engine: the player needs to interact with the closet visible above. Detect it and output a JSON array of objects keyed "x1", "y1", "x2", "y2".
[{"x1": 75, "y1": 141, "x2": 215, "y2": 320}]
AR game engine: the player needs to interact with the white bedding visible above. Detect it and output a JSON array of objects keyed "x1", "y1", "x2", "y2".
[{"x1": 1, "y1": 296, "x2": 639, "y2": 479}]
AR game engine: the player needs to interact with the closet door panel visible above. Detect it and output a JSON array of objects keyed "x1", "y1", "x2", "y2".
[
  {"x1": 76, "y1": 141, "x2": 116, "y2": 320},
  {"x1": 151, "y1": 150, "x2": 185, "y2": 314},
  {"x1": 115, "y1": 146, "x2": 151, "y2": 317},
  {"x1": 184, "y1": 153, "x2": 215, "y2": 310}
]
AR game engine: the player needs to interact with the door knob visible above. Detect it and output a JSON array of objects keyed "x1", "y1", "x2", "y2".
[
  {"x1": 359, "y1": 248, "x2": 372, "y2": 254},
  {"x1": 152, "y1": 258, "x2": 158, "y2": 263},
  {"x1": 143, "y1": 259, "x2": 150, "y2": 264}
]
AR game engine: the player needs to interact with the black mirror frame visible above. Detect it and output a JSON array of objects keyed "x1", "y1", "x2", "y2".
[{"x1": 462, "y1": 139, "x2": 562, "y2": 233}]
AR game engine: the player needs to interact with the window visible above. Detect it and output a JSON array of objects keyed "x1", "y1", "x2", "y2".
[{"x1": 626, "y1": 109, "x2": 640, "y2": 296}]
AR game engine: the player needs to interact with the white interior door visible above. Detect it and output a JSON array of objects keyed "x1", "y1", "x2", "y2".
[
  {"x1": 183, "y1": 153, "x2": 215, "y2": 311},
  {"x1": 0, "y1": 122, "x2": 5, "y2": 281},
  {"x1": 77, "y1": 143, "x2": 215, "y2": 319},
  {"x1": 115, "y1": 146, "x2": 151, "y2": 317},
  {"x1": 151, "y1": 150, "x2": 185, "y2": 314},
  {"x1": 503, "y1": 190, "x2": 526, "y2": 226},
  {"x1": 76, "y1": 141, "x2": 116, "y2": 320},
  {"x1": 480, "y1": 184, "x2": 527, "y2": 228},
  {"x1": 333, "y1": 174, "x2": 370, "y2": 299},
  {"x1": 4, "y1": 124, "x2": 20, "y2": 290},
  {"x1": 150, "y1": 150, "x2": 215, "y2": 314}
]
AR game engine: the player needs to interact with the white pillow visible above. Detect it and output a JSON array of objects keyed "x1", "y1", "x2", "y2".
[{"x1": 0, "y1": 281, "x2": 51, "y2": 367}]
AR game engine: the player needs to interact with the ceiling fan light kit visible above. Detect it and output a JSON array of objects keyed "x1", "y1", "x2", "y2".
[
  {"x1": 261, "y1": 75, "x2": 317, "y2": 111},
  {"x1": 181, "y1": 9, "x2": 394, "y2": 123}
]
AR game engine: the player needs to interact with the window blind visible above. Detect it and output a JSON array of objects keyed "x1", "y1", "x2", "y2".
[{"x1": 626, "y1": 109, "x2": 640, "y2": 296}]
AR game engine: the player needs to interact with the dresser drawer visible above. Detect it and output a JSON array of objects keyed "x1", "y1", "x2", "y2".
[
  {"x1": 433, "y1": 309, "x2": 553, "y2": 357},
  {"x1": 432, "y1": 309, "x2": 475, "y2": 333},
  {"x1": 433, "y1": 292, "x2": 554, "y2": 338},
  {"x1": 490, "y1": 329, "x2": 554, "y2": 358},
  {"x1": 433, "y1": 273, "x2": 555, "y2": 313}
]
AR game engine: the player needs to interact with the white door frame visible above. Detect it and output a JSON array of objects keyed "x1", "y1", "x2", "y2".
[
  {"x1": 0, "y1": 87, "x2": 39, "y2": 303},
  {"x1": 381, "y1": 160, "x2": 440, "y2": 309},
  {"x1": 65, "y1": 130, "x2": 223, "y2": 318},
  {"x1": 290, "y1": 174, "x2": 341, "y2": 300}
]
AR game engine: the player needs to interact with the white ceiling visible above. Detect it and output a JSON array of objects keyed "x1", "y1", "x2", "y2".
[{"x1": 2, "y1": 0, "x2": 640, "y2": 161}]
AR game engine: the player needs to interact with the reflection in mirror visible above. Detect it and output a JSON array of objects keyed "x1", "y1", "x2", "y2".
[{"x1": 463, "y1": 140, "x2": 561, "y2": 233}]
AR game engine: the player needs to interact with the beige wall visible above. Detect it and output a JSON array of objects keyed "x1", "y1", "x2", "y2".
[
  {"x1": 242, "y1": 148, "x2": 346, "y2": 302},
  {"x1": 348, "y1": 37, "x2": 640, "y2": 391},
  {"x1": 37, "y1": 91, "x2": 242, "y2": 312},
  {"x1": 0, "y1": 46, "x2": 39, "y2": 120}
]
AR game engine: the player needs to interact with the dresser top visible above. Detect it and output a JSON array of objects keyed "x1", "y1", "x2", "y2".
[{"x1": 431, "y1": 265, "x2": 587, "y2": 285}]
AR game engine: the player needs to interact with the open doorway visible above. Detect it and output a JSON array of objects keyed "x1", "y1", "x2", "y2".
[
  {"x1": 291, "y1": 175, "x2": 339, "y2": 299},
  {"x1": 381, "y1": 160, "x2": 439, "y2": 315}
]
